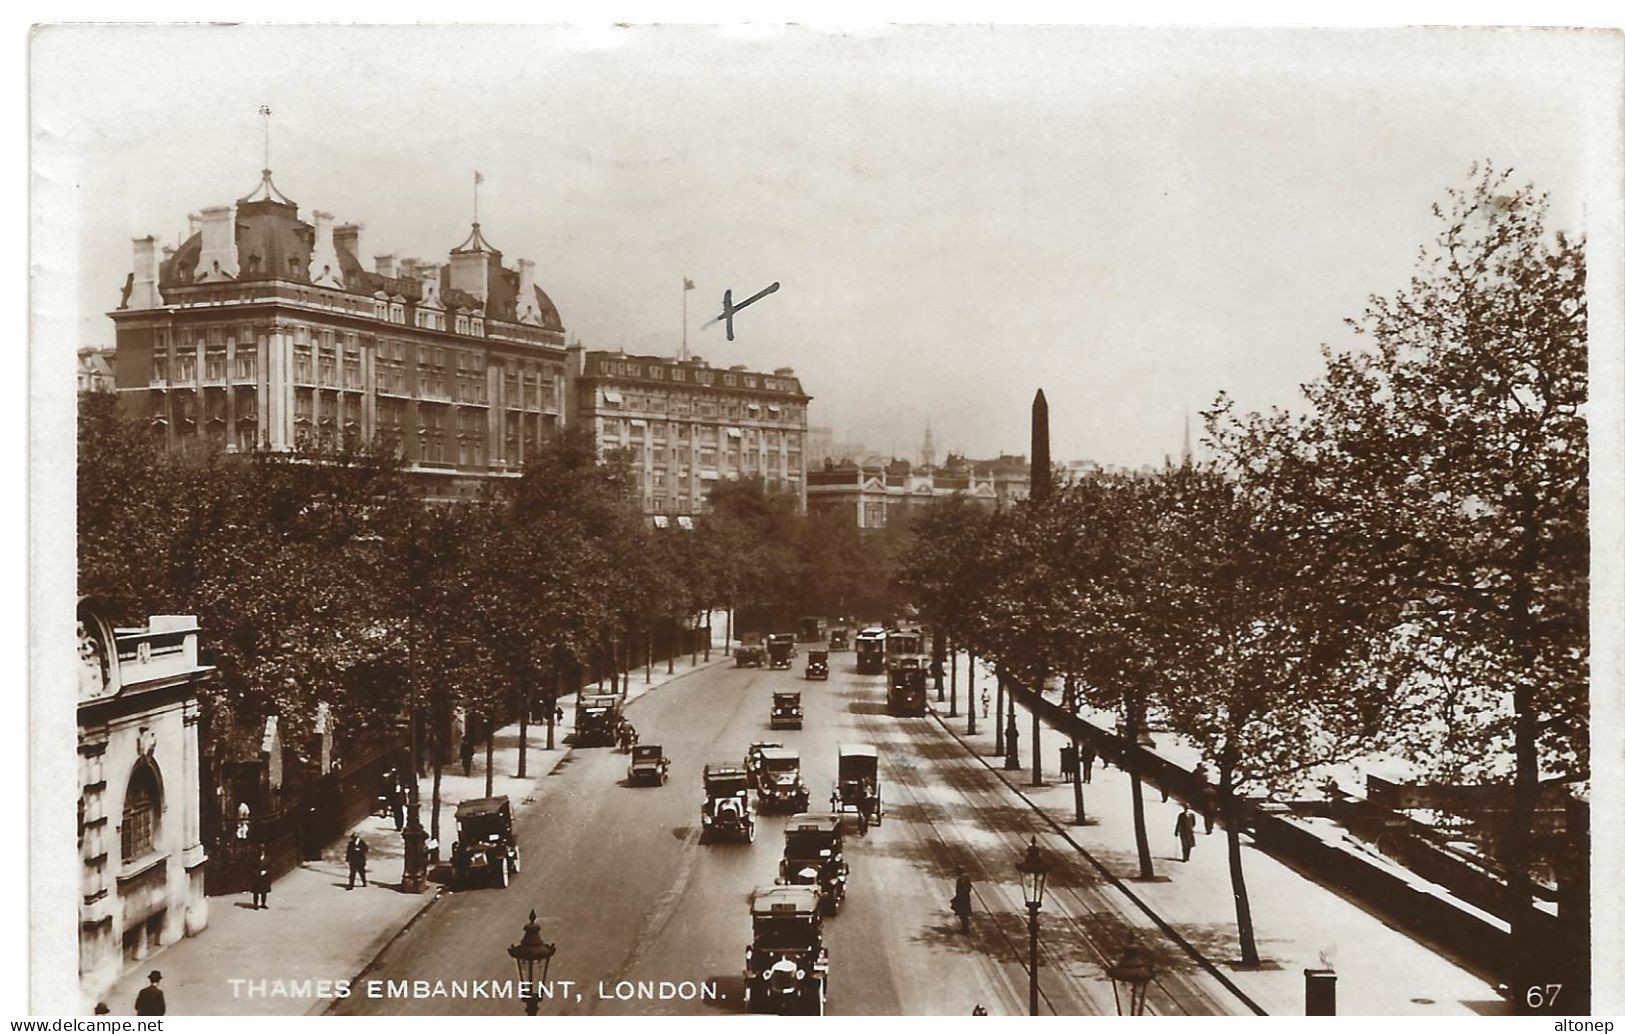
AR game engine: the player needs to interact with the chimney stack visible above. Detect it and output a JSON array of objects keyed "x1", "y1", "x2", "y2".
[
  {"x1": 512, "y1": 258, "x2": 539, "y2": 324},
  {"x1": 374, "y1": 254, "x2": 399, "y2": 279},
  {"x1": 195, "y1": 205, "x2": 239, "y2": 283},
  {"x1": 334, "y1": 223, "x2": 362, "y2": 260},
  {"x1": 127, "y1": 236, "x2": 162, "y2": 309},
  {"x1": 399, "y1": 257, "x2": 420, "y2": 282},
  {"x1": 307, "y1": 210, "x2": 344, "y2": 289}
]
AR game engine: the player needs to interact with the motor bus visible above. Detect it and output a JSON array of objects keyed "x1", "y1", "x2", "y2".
[{"x1": 854, "y1": 627, "x2": 887, "y2": 674}]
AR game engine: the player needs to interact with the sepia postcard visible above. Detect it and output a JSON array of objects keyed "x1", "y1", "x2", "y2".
[{"x1": 28, "y1": 21, "x2": 1625, "y2": 1019}]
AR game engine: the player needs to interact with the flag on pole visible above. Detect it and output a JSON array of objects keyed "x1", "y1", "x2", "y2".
[
  {"x1": 683, "y1": 278, "x2": 695, "y2": 291},
  {"x1": 475, "y1": 170, "x2": 484, "y2": 185}
]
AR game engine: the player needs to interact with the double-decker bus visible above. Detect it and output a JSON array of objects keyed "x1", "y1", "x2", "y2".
[
  {"x1": 885, "y1": 628, "x2": 929, "y2": 715},
  {"x1": 854, "y1": 627, "x2": 888, "y2": 674}
]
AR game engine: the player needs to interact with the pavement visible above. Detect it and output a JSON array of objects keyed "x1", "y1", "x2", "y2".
[
  {"x1": 935, "y1": 656, "x2": 1508, "y2": 1016},
  {"x1": 98, "y1": 643, "x2": 732, "y2": 1017}
]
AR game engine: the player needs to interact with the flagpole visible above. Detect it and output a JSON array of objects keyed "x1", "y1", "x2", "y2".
[{"x1": 682, "y1": 282, "x2": 688, "y2": 362}]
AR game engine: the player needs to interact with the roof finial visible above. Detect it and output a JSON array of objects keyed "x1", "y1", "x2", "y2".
[{"x1": 259, "y1": 105, "x2": 272, "y2": 174}]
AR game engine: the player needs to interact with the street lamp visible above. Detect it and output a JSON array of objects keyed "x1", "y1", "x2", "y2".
[
  {"x1": 508, "y1": 909, "x2": 557, "y2": 1016},
  {"x1": 1107, "y1": 936, "x2": 1156, "y2": 1016},
  {"x1": 1015, "y1": 837, "x2": 1051, "y2": 1016}
]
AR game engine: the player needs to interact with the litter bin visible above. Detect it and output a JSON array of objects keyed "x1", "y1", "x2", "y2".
[{"x1": 1304, "y1": 968, "x2": 1336, "y2": 1015}]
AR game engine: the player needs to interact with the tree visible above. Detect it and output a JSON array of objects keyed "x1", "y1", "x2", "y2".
[{"x1": 1302, "y1": 163, "x2": 1587, "y2": 1001}]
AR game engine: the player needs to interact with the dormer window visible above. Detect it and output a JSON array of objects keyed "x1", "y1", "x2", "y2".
[
  {"x1": 470, "y1": 317, "x2": 483, "y2": 336},
  {"x1": 455, "y1": 313, "x2": 470, "y2": 335}
]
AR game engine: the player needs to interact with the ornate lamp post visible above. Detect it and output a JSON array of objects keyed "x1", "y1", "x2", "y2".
[
  {"x1": 1015, "y1": 837, "x2": 1051, "y2": 1016},
  {"x1": 508, "y1": 909, "x2": 557, "y2": 1016},
  {"x1": 1107, "y1": 936, "x2": 1156, "y2": 1015}
]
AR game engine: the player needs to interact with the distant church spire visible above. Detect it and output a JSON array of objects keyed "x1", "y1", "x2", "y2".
[
  {"x1": 921, "y1": 419, "x2": 936, "y2": 471},
  {"x1": 1182, "y1": 410, "x2": 1193, "y2": 467}
]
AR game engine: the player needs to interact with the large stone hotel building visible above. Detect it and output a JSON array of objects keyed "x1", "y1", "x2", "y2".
[
  {"x1": 110, "y1": 168, "x2": 570, "y2": 494},
  {"x1": 108, "y1": 166, "x2": 809, "y2": 513}
]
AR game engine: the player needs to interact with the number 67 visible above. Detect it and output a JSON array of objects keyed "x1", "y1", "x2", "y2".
[{"x1": 1526, "y1": 984, "x2": 1562, "y2": 1009}]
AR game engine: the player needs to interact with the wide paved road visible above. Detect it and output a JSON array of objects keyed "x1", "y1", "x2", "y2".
[{"x1": 333, "y1": 655, "x2": 1248, "y2": 1016}]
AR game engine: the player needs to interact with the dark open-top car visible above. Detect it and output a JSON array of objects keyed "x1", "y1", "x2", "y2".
[
  {"x1": 735, "y1": 633, "x2": 767, "y2": 668},
  {"x1": 701, "y1": 763, "x2": 756, "y2": 843},
  {"x1": 778, "y1": 812, "x2": 848, "y2": 913},
  {"x1": 451, "y1": 796, "x2": 520, "y2": 889},
  {"x1": 804, "y1": 650, "x2": 829, "y2": 681},
  {"x1": 770, "y1": 691, "x2": 803, "y2": 729},
  {"x1": 828, "y1": 628, "x2": 849, "y2": 651},
  {"x1": 744, "y1": 885, "x2": 829, "y2": 1015},
  {"x1": 754, "y1": 747, "x2": 810, "y2": 811},
  {"x1": 627, "y1": 743, "x2": 670, "y2": 785}
]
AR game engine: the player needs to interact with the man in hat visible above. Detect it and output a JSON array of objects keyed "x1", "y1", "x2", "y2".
[
  {"x1": 346, "y1": 833, "x2": 369, "y2": 889},
  {"x1": 134, "y1": 971, "x2": 165, "y2": 1015},
  {"x1": 1174, "y1": 805, "x2": 1199, "y2": 862}
]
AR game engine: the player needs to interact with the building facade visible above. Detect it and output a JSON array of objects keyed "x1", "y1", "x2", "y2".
[
  {"x1": 77, "y1": 600, "x2": 214, "y2": 1009},
  {"x1": 566, "y1": 350, "x2": 811, "y2": 515},
  {"x1": 78, "y1": 347, "x2": 117, "y2": 393},
  {"x1": 806, "y1": 453, "x2": 1029, "y2": 529},
  {"x1": 109, "y1": 168, "x2": 569, "y2": 495}
]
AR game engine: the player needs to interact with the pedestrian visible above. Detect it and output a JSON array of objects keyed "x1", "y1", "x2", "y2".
[
  {"x1": 950, "y1": 868, "x2": 973, "y2": 933},
  {"x1": 1199, "y1": 782, "x2": 1219, "y2": 835},
  {"x1": 250, "y1": 844, "x2": 271, "y2": 909},
  {"x1": 980, "y1": 690, "x2": 990, "y2": 719},
  {"x1": 235, "y1": 801, "x2": 251, "y2": 844},
  {"x1": 1080, "y1": 744, "x2": 1095, "y2": 783},
  {"x1": 93, "y1": 1003, "x2": 109, "y2": 1015},
  {"x1": 134, "y1": 971, "x2": 165, "y2": 1016},
  {"x1": 1174, "y1": 805, "x2": 1198, "y2": 862},
  {"x1": 554, "y1": 705, "x2": 563, "y2": 725},
  {"x1": 390, "y1": 778, "x2": 406, "y2": 833},
  {"x1": 345, "y1": 833, "x2": 369, "y2": 889},
  {"x1": 460, "y1": 734, "x2": 475, "y2": 778}
]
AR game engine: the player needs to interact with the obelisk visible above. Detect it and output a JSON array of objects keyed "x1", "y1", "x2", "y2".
[
  {"x1": 1028, "y1": 388, "x2": 1049, "y2": 787},
  {"x1": 1030, "y1": 389, "x2": 1051, "y2": 502}
]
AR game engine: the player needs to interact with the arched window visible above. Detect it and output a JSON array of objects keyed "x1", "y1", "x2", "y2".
[{"x1": 121, "y1": 761, "x2": 162, "y2": 862}]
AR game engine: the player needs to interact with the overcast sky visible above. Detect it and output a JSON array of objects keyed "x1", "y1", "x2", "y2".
[{"x1": 31, "y1": 24, "x2": 1616, "y2": 467}]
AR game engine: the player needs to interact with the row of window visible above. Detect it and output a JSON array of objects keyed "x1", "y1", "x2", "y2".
[{"x1": 603, "y1": 391, "x2": 803, "y2": 424}]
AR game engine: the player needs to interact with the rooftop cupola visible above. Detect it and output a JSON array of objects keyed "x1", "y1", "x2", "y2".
[{"x1": 449, "y1": 222, "x2": 497, "y2": 303}]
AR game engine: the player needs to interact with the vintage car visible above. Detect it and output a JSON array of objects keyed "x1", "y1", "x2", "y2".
[
  {"x1": 770, "y1": 691, "x2": 804, "y2": 730},
  {"x1": 701, "y1": 763, "x2": 756, "y2": 843},
  {"x1": 744, "y1": 741, "x2": 784, "y2": 788},
  {"x1": 627, "y1": 743, "x2": 671, "y2": 786},
  {"x1": 777, "y1": 812, "x2": 848, "y2": 913},
  {"x1": 450, "y1": 796, "x2": 521, "y2": 889},
  {"x1": 828, "y1": 628, "x2": 849, "y2": 652},
  {"x1": 744, "y1": 885, "x2": 830, "y2": 1015},
  {"x1": 734, "y1": 633, "x2": 767, "y2": 668},
  {"x1": 754, "y1": 747, "x2": 811, "y2": 811},
  {"x1": 766, "y1": 633, "x2": 797, "y2": 670},
  {"x1": 831, "y1": 743, "x2": 883, "y2": 827},
  {"x1": 804, "y1": 650, "x2": 829, "y2": 681},
  {"x1": 574, "y1": 693, "x2": 623, "y2": 748}
]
